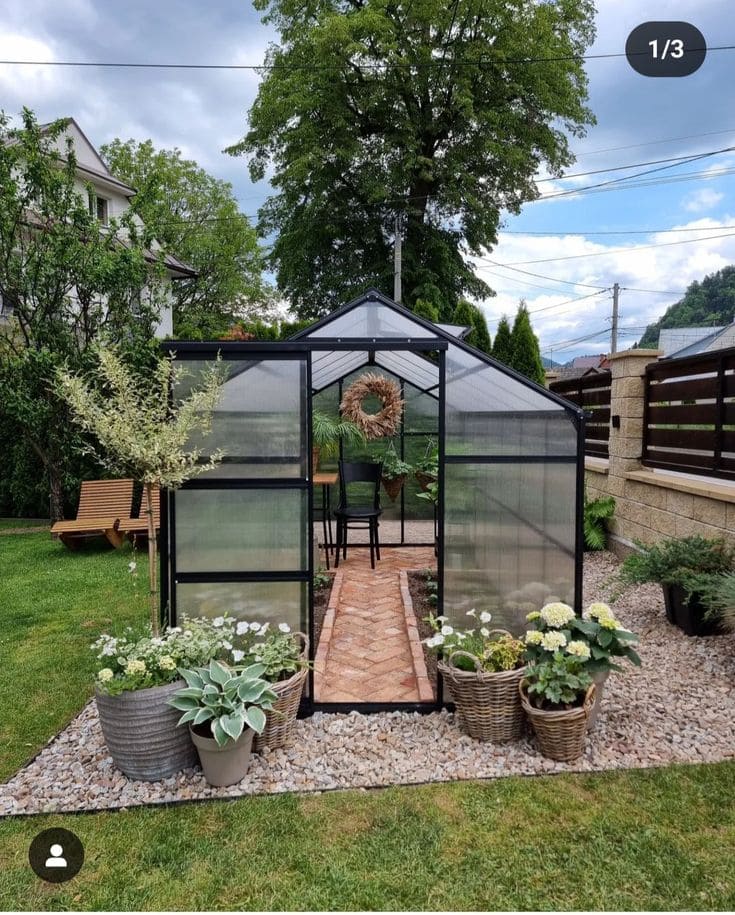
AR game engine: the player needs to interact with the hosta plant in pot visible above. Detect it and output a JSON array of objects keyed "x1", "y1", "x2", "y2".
[
  {"x1": 58, "y1": 345, "x2": 228, "y2": 780},
  {"x1": 169, "y1": 659, "x2": 278, "y2": 787},
  {"x1": 519, "y1": 653, "x2": 594, "y2": 762},
  {"x1": 424, "y1": 610, "x2": 526, "y2": 742},
  {"x1": 380, "y1": 442, "x2": 412, "y2": 502},
  {"x1": 523, "y1": 601, "x2": 640, "y2": 729},
  {"x1": 618, "y1": 536, "x2": 734, "y2": 636},
  {"x1": 93, "y1": 616, "x2": 235, "y2": 780},
  {"x1": 229, "y1": 621, "x2": 310, "y2": 751}
]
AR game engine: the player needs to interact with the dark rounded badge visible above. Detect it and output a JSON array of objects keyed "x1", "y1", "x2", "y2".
[
  {"x1": 626, "y1": 22, "x2": 706, "y2": 77},
  {"x1": 29, "y1": 828, "x2": 84, "y2": 883}
]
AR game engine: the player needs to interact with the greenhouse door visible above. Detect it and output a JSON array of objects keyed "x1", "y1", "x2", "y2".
[{"x1": 162, "y1": 347, "x2": 313, "y2": 697}]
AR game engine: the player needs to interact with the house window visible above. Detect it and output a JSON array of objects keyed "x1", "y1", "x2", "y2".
[{"x1": 89, "y1": 193, "x2": 109, "y2": 225}]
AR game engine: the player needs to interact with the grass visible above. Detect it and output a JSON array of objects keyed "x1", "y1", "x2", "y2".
[
  {"x1": 1, "y1": 532, "x2": 735, "y2": 910},
  {"x1": 1, "y1": 764, "x2": 734, "y2": 910},
  {"x1": 0, "y1": 533, "x2": 147, "y2": 780},
  {"x1": 0, "y1": 518, "x2": 49, "y2": 530}
]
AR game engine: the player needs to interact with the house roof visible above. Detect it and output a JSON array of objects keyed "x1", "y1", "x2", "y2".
[{"x1": 658, "y1": 326, "x2": 725, "y2": 357}]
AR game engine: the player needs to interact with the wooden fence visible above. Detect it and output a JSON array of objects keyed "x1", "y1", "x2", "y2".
[
  {"x1": 550, "y1": 372, "x2": 611, "y2": 458},
  {"x1": 643, "y1": 347, "x2": 735, "y2": 480}
]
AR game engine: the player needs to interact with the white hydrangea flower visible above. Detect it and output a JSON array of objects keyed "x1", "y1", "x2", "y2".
[
  {"x1": 158, "y1": 655, "x2": 176, "y2": 671},
  {"x1": 125, "y1": 659, "x2": 147, "y2": 675},
  {"x1": 97, "y1": 668, "x2": 114, "y2": 682},
  {"x1": 278, "y1": 623, "x2": 291, "y2": 633},
  {"x1": 479, "y1": 611, "x2": 492, "y2": 623},
  {"x1": 584, "y1": 602, "x2": 613, "y2": 621},
  {"x1": 541, "y1": 631, "x2": 567, "y2": 652},
  {"x1": 566, "y1": 640, "x2": 591, "y2": 660},
  {"x1": 539, "y1": 602, "x2": 575, "y2": 628},
  {"x1": 524, "y1": 630, "x2": 543, "y2": 645}
]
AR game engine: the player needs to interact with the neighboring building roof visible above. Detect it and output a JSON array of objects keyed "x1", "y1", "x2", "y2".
[{"x1": 657, "y1": 326, "x2": 725, "y2": 357}]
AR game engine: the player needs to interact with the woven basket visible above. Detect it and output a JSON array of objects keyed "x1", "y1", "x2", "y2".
[
  {"x1": 438, "y1": 634, "x2": 526, "y2": 743},
  {"x1": 254, "y1": 633, "x2": 309, "y2": 752},
  {"x1": 415, "y1": 470, "x2": 437, "y2": 492},
  {"x1": 381, "y1": 474, "x2": 406, "y2": 502},
  {"x1": 519, "y1": 680, "x2": 595, "y2": 762}
]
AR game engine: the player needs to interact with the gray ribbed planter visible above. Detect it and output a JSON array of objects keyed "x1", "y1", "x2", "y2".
[
  {"x1": 95, "y1": 679, "x2": 196, "y2": 781},
  {"x1": 190, "y1": 725, "x2": 255, "y2": 787}
]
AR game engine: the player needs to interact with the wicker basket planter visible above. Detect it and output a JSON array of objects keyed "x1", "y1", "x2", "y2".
[
  {"x1": 96, "y1": 679, "x2": 197, "y2": 781},
  {"x1": 254, "y1": 633, "x2": 309, "y2": 752},
  {"x1": 415, "y1": 470, "x2": 437, "y2": 492},
  {"x1": 381, "y1": 474, "x2": 407, "y2": 503},
  {"x1": 439, "y1": 643, "x2": 526, "y2": 743},
  {"x1": 519, "y1": 680, "x2": 595, "y2": 762}
]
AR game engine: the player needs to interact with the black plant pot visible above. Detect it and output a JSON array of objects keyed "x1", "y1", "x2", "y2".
[{"x1": 661, "y1": 584, "x2": 722, "y2": 637}]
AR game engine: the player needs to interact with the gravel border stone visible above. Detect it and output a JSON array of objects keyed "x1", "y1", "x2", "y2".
[{"x1": 2, "y1": 551, "x2": 734, "y2": 816}]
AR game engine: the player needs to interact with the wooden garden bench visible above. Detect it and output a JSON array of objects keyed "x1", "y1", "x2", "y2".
[
  {"x1": 117, "y1": 485, "x2": 161, "y2": 544},
  {"x1": 50, "y1": 479, "x2": 134, "y2": 549}
]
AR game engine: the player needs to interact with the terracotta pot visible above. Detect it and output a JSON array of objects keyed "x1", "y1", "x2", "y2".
[
  {"x1": 190, "y1": 724, "x2": 255, "y2": 787},
  {"x1": 95, "y1": 679, "x2": 197, "y2": 781}
]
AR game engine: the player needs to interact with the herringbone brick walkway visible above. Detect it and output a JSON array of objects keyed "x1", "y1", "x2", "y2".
[{"x1": 314, "y1": 546, "x2": 436, "y2": 703}]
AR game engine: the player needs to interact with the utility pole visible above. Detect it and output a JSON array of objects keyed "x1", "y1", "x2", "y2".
[
  {"x1": 393, "y1": 213, "x2": 402, "y2": 304},
  {"x1": 611, "y1": 282, "x2": 620, "y2": 354}
]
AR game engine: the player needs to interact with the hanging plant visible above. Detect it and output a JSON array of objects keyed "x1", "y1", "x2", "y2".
[
  {"x1": 380, "y1": 441, "x2": 412, "y2": 502},
  {"x1": 415, "y1": 438, "x2": 439, "y2": 491},
  {"x1": 340, "y1": 372, "x2": 404, "y2": 439}
]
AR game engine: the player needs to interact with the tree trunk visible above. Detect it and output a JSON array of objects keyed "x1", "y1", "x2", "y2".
[
  {"x1": 144, "y1": 481, "x2": 160, "y2": 635},
  {"x1": 48, "y1": 466, "x2": 65, "y2": 522}
]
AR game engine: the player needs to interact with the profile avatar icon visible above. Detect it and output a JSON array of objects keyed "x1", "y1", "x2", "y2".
[{"x1": 45, "y1": 844, "x2": 67, "y2": 868}]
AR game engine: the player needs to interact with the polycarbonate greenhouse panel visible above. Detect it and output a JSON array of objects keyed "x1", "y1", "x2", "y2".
[
  {"x1": 311, "y1": 349, "x2": 368, "y2": 391},
  {"x1": 306, "y1": 301, "x2": 436, "y2": 339},
  {"x1": 175, "y1": 488, "x2": 307, "y2": 573},
  {"x1": 175, "y1": 580, "x2": 307, "y2": 633},
  {"x1": 443, "y1": 460, "x2": 576, "y2": 634},
  {"x1": 175, "y1": 358, "x2": 307, "y2": 476}
]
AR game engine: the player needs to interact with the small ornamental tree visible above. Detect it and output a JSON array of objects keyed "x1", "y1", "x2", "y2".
[
  {"x1": 510, "y1": 301, "x2": 545, "y2": 385},
  {"x1": 492, "y1": 315, "x2": 513, "y2": 365},
  {"x1": 57, "y1": 346, "x2": 227, "y2": 634}
]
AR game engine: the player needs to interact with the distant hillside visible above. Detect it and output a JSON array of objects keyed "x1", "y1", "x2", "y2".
[
  {"x1": 639, "y1": 265, "x2": 735, "y2": 348},
  {"x1": 541, "y1": 356, "x2": 561, "y2": 369}
]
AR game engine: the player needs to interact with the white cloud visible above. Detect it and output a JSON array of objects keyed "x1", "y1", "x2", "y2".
[{"x1": 683, "y1": 188, "x2": 725, "y2": 213}]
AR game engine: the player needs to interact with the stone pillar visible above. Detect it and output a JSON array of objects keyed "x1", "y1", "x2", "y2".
[
  {"x1": 544, "y1": 370, "x2": 560, "y2": 390},
  {"x1": 607, "y1": 349, "x2": 662, "y2": 477}
]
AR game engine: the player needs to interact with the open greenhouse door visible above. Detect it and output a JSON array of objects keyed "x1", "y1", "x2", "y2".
[{"x1": 161, "y1": 347, "x2": 313, "y2": 697}]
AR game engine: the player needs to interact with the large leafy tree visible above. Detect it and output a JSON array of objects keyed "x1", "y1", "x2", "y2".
[
  {"x1": 230, "y1": 0, "x2": 596, "y2": 319},
  {"x1": 510, "y1": 301, "x2": 545, "y2": 384},
  {"x1": 101, "y1": 139, "x2": 273, "y2": 338},
  {"x1": 0, "y1": 110, "x2": 162, "y2": 519}
]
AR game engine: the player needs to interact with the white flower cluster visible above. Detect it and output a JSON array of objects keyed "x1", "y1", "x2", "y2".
[{"x1": 539, "y1": 602, "x2": 575, "y2": 628}]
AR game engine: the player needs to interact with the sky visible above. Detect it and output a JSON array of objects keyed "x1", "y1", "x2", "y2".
[{"x1": 1, "y1": 0, "x2": 735, "y2": 361}]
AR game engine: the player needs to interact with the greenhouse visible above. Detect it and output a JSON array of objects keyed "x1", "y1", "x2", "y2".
[{"x1": 161, "y1": 289, "x2": 585, "y2": 712}]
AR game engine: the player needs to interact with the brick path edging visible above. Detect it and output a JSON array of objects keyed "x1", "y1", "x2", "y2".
[
  {"x1": 399, "y1": 570, "x2": 435, "y2": 702},
  {"x1": 313, "y1": 570, "x2": 343, "y2": 682}
]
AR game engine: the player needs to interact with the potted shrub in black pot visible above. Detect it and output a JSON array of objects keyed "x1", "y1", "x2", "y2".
[{"x1": 618, "y1": 535, "x2": 735, "y2": 636}]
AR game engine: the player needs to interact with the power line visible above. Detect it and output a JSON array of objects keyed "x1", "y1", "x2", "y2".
[
  {"x1": 498, "y1": 229, "x2": 735, "y2": 267},
  {"x1": 537, "y1": 164, "x2": 735, "y2": 200},
  {"x1": 1, "y1": 44, "x2": 733, "y2": 71},
  {"x1": 572, "y1": 127, "x2": 735, "y2": 159},
  {"x1": 501, "y1": 223, "x2": 735, "y2": 237},
  {"x1": 537, "y1": 149, "x2": 735, "y2": 183},
  {"x1": 475, "y1": 259, "x2": 608, "y2": 290}
]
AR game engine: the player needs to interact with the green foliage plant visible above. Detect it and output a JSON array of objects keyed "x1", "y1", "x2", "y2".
[
  {"x1": 584, "y1": 489, "x2": 616, "y2": 551},
  {"x1": 381, "y1": 441, "x2": 412, "y2": 480},
  {"x1": 491, "y1": 315, "x2": 514, "y2": 364},
  {"x1": 313, "y1": 566, "x2": 331, "y2": 590},
  {"x1": 707, "y1": 572, "x2": 735, "y2": 630},
  {"x1": 423, "y1": 609, "x2": 525, "y2": 673},
  {"x1": 57, "y1": 345, "x2": 228, "y2": 634},
  {"x1": 618, "y1": 536, "x2": 735, "y2": 603},
  {"x1": 169, "y1": 659, "x2": 278, "y2": 747},
  {"x1": 524, "y1": 652, "x2": 592, "y2": 710},
  {"x1": 523, "y1": 601, "x2": 640, "y2": 676},
  {"x1": 312, "y1": 410, "x2": 366, "y2": 460}
]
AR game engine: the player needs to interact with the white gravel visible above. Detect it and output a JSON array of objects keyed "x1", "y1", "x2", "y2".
[{"x1": 2, "y1": 551, "x2": 734, "y2": 816}]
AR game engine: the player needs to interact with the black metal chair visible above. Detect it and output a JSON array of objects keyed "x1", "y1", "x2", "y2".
[{"x1": 333, "y1": 460, "x2": 383, "y2": 569}]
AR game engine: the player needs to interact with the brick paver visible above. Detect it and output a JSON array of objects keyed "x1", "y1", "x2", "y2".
[{"x1": 314, "y1": 546, "x2": 436, "y2": 703}]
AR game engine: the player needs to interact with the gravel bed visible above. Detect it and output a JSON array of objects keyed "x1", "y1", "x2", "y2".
[{"x1": 2, "y1": 551, "x2": 735, "y2": 816}]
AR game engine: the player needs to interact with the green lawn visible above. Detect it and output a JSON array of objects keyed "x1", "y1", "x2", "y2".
[
  {"x1": 1, "y1": 532, "x2": 735, "y2": 911},
  {"x1": 0, "y1": 533, "x2": 147, "y2": 780},
  {"x1": 0, "y1": 518, "x2": 49, "y2": 530}
]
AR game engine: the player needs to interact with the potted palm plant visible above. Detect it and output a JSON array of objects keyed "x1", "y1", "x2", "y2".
[
  {"x1": 169, "y1": 659, "x2": 278, "y2": 786},
  {"x1": 58, "y1": 345, "x2": 228, "y2": 780},
  {"x1": 311, "y1": 410, "x2": 366, "y2": 471},
  {"x1": 380, "y1": 441, "x2": 412, "y2": 502},
  {"x1": 618, "y1": 535, "x2": 734, "y2": 636}
]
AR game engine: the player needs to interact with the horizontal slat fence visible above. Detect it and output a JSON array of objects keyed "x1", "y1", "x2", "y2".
[
  {"x1": 550, "y1": 372, "x2": 611, "y2": 458},
  {"x1": 643, "y1": 346, "x2": 735, "y2": 479}
]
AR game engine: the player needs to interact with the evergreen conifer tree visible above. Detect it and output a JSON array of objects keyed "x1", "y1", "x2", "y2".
[{"x1": 510, "y1": 301, "x2": 545, "y2": 384}]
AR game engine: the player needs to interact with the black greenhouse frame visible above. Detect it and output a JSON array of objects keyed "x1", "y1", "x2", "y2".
[{"x1": 160, "y1": 289, "x2": 585, "y2": 716}]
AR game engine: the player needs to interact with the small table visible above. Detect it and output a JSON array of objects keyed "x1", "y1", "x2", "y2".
[{"x1": 314, "y1": 472, "x2": 338, "y2": 569}]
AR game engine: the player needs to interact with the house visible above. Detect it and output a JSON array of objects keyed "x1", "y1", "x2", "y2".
[
  {"x1": 0, "y1": 118, "x2": 195, "y2": 336},
  {"x1": 658, "y1": 324, "x2": 735, "y2": 359},
  {"x1": 557, "y1": 353, "x2": 611, "y2": 380}
]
